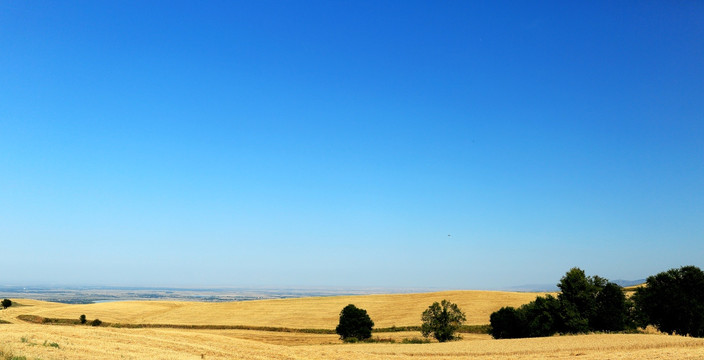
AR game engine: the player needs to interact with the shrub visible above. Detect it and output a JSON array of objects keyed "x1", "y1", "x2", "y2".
[
  {"x1": 1, "y1": 299, "x2": 11, "y2": 309},
  {"x1": 401, "y1": 337, "x2": 431, "y2": 344},
  {"x1": 421, "y1": 299, "x2": 466, "y2": 342},
  {"x1": 633, "y1": 265, "x2": 704, "y2": 337},
  {"x1": 362, "y1": 337, "x2": 395, "y2": 343},
  {"x1": 91, "y1": 319, "x2": 102, "y2": 327},
  {"x1": 335, "y1": 304, "x2": 374, "y2": 341},
  {"x1": 79, "y1": 314, "x2": 87, "y2": 324}
]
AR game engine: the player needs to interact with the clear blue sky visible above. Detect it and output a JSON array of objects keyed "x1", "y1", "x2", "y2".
[{"x1": 1, "y1": 1, "x2": 702, "y2": 289}]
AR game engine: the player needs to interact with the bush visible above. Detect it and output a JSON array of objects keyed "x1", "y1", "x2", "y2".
[
  {"x1": 362, "y1": 337, "x2": 396, "y2": 343},
  {"x1": 401, "y1": 337, "x2": 431, "y2": 344},
  {"x1": 79, "y1": 314, "x2": 87, "y2": 324},
  {"x1": 1, "y1": 299, "x2": 11, "y2": 309},
  {"x1": 421, "y1": 299, "x2": 466, "y2": 342},
  {"x1": 91, "y1": 319, "x2": 102, "y2": 327},
  {"x1": 335, "y1": 304, "x2": 374, "y2": 341},
  {"x1": 633, "y1": 265, "x2": 704, "y2": 337}
]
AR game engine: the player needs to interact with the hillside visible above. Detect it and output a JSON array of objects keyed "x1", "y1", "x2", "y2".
[
  {"x1": 2, "y1": 291, "x2": 704, "y2": 359},
  {"x1": 623, "y1": 283, "x2": 646, "y2": 292},
  {"x1": 8, "y1": 290, "x2": 548, "y2": 328}
]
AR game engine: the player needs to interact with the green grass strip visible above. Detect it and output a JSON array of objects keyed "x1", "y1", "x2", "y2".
[
  {"x1": 17, "y1": 315, "x2": 491, "y2": 334},
  {"x1": 17, "y1": 315, "x2": 334, "y2": 333}
]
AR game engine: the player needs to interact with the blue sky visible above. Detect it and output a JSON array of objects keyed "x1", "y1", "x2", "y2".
[{"x1": 1, "y1": 1, "x2": 702, "y2": 289}]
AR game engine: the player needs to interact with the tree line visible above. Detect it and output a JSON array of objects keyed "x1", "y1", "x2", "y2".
[
  {"x1": 490, "y1": 265, "x2": 704, "y2": 339},
  {"x1": 337, "y1": 265, "x2": 704, "y2": 343}
]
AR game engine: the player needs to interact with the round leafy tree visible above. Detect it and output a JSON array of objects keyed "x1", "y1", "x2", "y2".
[
  {"x1": 421, "y1": 299, "x2": 466, "y2": 342},
  {"x1": 633, "y1": 265, "x2": 704, "y2": 337},
  {"x1": 1, "y1": 299, "x2": 11, "y2": 309},
  {"x1": 557, "y1": 268, "x2": 601, "y2": 333},
  {"x1": 335, "y1": 304, "x2": 374, "y2": 341}
]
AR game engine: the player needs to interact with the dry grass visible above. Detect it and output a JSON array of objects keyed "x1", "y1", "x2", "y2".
[
  {"x1": 316, "y1": 333, "x2": 704, "y2": 359},
  {"x1": 623, "y1": 284, "x2": 643, "y2": 291},
  {"x1": 9, "y1": 290, "x2": 547, "y2": 328},
  {"x1": 2, "y1": 291, "x2": 704, "y2": 359},
  {"x1": 0, "y1": 324, "x2": 703, "y2": 360}
]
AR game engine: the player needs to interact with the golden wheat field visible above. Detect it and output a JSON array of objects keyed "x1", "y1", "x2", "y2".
[
  {"x1": 8, "y1": 290, "x2": 549, "y2": 328},
  {"x1": 1, "y1": 291, "x2": 703, "y2": 360}
]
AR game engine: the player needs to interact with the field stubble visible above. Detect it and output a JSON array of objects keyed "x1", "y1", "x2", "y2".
[
  {"x1": 1, "y1": 324, "x2": 703, "y2": 360},
  {"x1": 10, "y1": 290, "x2": 546, "y2": 328},
  {"x1": 1, "y1": 291, "x2": 703, "y2": 359}
]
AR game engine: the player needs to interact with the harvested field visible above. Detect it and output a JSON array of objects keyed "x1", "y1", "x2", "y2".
[
  {"x1": 1, "y1": 324, "x2": 703, "y2": 360},
  {"x1": 2, "y1": 292, "x2": 703, "y2": 359},
  {"x1": 9, "y1": 290, "x2": 548, "y2": 328}
]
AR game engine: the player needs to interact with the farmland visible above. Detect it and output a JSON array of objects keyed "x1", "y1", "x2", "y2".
[
  {"x1": 1, "y1": 291, "x2": 703, "y2": 359},
  {"x1": 6, "y1": 290, "x2": 545, "y2": 328}
]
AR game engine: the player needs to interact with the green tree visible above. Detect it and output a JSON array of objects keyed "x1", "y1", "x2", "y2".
[
  {"x1": 91, "y1": 318, "x2": 102, "y2": 326},
  {"x1": 1, "y1": 299, "x2": 11, "y2": 309},
  {"x1": 593, "y1": 282, "x2": 629, "y2": 332},
  {"x1": 490, "y1": 268, "x2": 632, "y2": 339},
  {"x1": 633, "y1": 266, "x2": 704, "y2": 337},
  {"x1": 80, "y1": 314, "x2": 87, "y2": 324},
  {"x1": 421, "y1": 299, "x2": 466, "y2": 342},
  {"x1": 490, "y1": 306, "x2": 527, "y2": 339},
  {"x1": 524, "y1": 295, "x2": 561, "y2": 337},
  {"x1": 335, "y1": 304, "x2": 374, "y2": 341},
  {"x1": 490, "y1": 295, "x2": 561, "y2": 339},
  {"x1": 557, "y1": 267, "x2": 603, "y2": 333}
]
